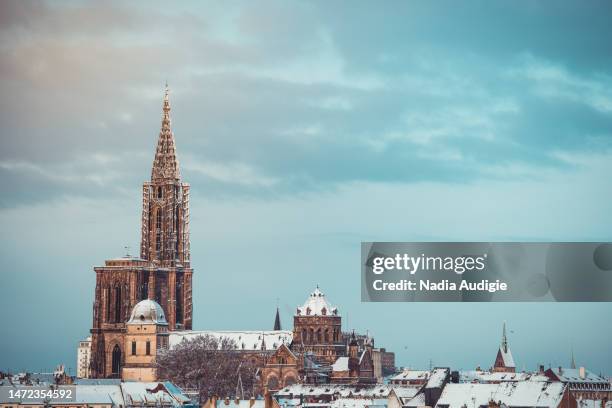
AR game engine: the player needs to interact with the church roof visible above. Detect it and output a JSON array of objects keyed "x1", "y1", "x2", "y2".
[
  {"x1": 151, "y1": 84, "x2": 181, "y2": 182},
  {"x1": 128, "y1": 299, "x2": 168, "y2": 325},
  {"x1": 296, "y1": 286, "x2": 339, "y2": 316},
  {"x1": 169, "y1": 330, "x2": 293, "y2": 351}
]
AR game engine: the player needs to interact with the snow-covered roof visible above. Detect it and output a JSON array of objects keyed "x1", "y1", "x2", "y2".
[
  {"x1": 214, "y1": 399, "x2": 265, "y2": 408},
  {"x1": 296, "y1": 287, "x2": 339, "y2": 317},
  {"x1": 330, "y1": 398, "x2": 386, "y2": 408},
  {"x1": 389, "y1": 387, "x2": 421, "y2": 400},
  {"x1": 276, "y1": 384, "x2": 400, "y2": 399},
  {"x1": 75, "y1": 384, "x2": 124, "y2": 405},
  {"x1": 169, "y1": 330, "x2": 293, "y2": 351},
  {"x1": 333, "y1": 357, "x2": 350, "y2": 372},
  {"x1": 497, "y1": 345, "x2": 515, "y2": 368},
  {"x1": 426, "y1": 368, "x2": 449, "y2": 389},
  {"x1": 401, "y1": 393, "x2": 426, "y2": 408},
  {"x1": 436, "y1": 381, "x2": 566, "y2": 408},
  {"x1": 122, "y1": 382, "x2": 190, "y2": 405},
  {"x1": 128, "y1": 299, "x2": 168, "y2": 325},
  {"x1": 390, "y1": 370, "x2": 430, "y2": 382},
  {"x1": 553, "y1": 368, "x2": 609, "y2": 384},
  {"x1": 459, "y1": 371, "x2": 549, "y2": 383}
]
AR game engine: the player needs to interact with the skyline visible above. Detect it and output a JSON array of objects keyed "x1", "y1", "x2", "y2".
[{"x1": 0, "y1": 0, "x2": 611, "y2": 375}]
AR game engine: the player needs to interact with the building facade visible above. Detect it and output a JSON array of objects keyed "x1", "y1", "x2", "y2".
[
  {"x1": 76, "y1": 336, "x2": 92, "y2": 379},
  {"x1": 89, "y1": 86, "x2": 193, "y2": 378}
]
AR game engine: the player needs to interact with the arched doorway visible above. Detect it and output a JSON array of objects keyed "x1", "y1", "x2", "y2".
[{"x1": 111, "y1": 344, "x2": 122, "y2": 377}]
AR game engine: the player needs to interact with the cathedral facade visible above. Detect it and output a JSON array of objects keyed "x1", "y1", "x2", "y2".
[{"x1": 89, "y1": 87, "x2": 193, "y2": 378}]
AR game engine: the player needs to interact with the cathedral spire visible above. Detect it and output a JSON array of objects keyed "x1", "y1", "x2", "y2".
[
  {"x1": 570, "y1": 347, "x2": 576, "y2": 369},
  {"x1": 151, "y1": 84, "x2": 180, "y2": 181},
  {"x1": 273, "y1": 306, "x2": 282, "y2": 331},
  {"x1": 501, "y1": 321, "x2": 508, "y2": 353}
]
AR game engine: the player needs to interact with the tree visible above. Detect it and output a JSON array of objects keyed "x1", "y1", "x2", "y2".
[{"x1": 156, "y1": 334, "x2": 259, "y2": 402}]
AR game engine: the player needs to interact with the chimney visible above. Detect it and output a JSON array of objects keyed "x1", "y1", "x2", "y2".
[
  {"x1": 579, "y1": 367, "x2": 586, "y2": 379},
  {"x1": 539, "y1": 365, "x2": 545, "y2": 373},
  {"x1": 235, "y1": 397, "x2": 240, "y2": 405},
  {"x1": 558, "y1": 366, "x2": 563, "y2": 375},
  {"x1": 224, "y1": 397, "x2": 230, "y2": 406}
]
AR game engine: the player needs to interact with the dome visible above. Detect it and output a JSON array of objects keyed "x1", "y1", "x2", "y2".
[
  {"x1": 128, "y1": 299, "x2": 168, "y2": 325},
  {"x1": 296, "y1": 286, "x2": 339, "y2": 317}
]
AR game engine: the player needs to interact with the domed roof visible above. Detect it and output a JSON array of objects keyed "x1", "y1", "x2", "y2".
[
  {"x1": 128, "y1": 299, "x2": 168, "y2": 325},
  {"x1": 296, "y1": 286, "x2": 339, "y2": 317}
]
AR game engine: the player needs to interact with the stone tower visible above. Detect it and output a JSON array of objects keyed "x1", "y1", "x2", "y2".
[
  {"x1": 293, "y1": 286, "x2": 343, "y2": 364},
  {"x1": 89, "y1": 86, "x2": 193, "y2": 378}
]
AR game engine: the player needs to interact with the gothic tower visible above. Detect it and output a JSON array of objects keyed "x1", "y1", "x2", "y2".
[
  {"x1": 293, "y1": 286, "x2": 343, "y2": 364},
  {"x1": 89, "y1": 86, "x2": 193, "y2": 378}
]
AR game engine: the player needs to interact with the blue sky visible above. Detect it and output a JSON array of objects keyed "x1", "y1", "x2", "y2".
[{"x1": 0, "y1": 1, "x2": 611, "y2": 375}]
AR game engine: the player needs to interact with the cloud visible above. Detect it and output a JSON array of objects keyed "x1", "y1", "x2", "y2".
[{"x1": 508, "y1": 54, "x2": 612, "y2": 114}]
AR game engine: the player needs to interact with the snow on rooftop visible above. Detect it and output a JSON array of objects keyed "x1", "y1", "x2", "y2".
[
  {"x1": 402, "y1": 393, "x2": 426, "y2": 408},
  {"x1": 276, "y1": 384, "x2": 417, "y2": 399},
  {"x1": 436, "y1": 381, "x2": 566, "y2": 408},
  {"x1": 459, "y1": 371, "x2": 549, "y2": 383},
  {"x1": 333, "y1": 357, "x2": 349, "y2": 372},
  {"x1": 426, "y1": 368, "x2": 449, "y2": 388},
  {"x1": 169, "y1": 330, "x2": 293, "y2": 351},
  {"x1": 554, "y1": 368, "x2": 609, "y2": 384},
  {"x1": 390, "y1": 370, "x2": 430, "y2": 381},
  {"x1": 296, "y1": 287, "x2": 339, "y2": 317},
  {"x1": 498, "y1": 346, "x2": 516, "y2": 368}
]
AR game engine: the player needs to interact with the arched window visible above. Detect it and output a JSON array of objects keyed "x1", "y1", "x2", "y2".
[
  {"x1": 284, "y1": 375, "x2": 296, "y2": 386},
  {"x1": 267, "y1": 375, "x2": 279, "y2": 390},
  {"x1": 324, "y1": 329, "x2": 329, "y2": 343},
  {"x1": 131, "y1": 341, "x2": 136, "y2": 355},
  {"x1": 302, "y1": 329, "x2": 307, "y2": 343},
  {"x1": 309, "y1": 328, "x2": 314, "y2": 343},
  {"x1": 157, "y1": 186, "x2": 162, "y2": 198},
  {"x1": 111, "y1": 345, "x2": 122, "y2": 376},
  {"x1": 317, "y1": 329, "x2": 322, "y2": 343},
  {"x1": 146, "y1": 341, "x2": 151, "y2": 356}
]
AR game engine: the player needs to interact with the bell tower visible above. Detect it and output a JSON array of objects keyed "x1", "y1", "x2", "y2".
[
  {"x1": 89, "y1": 85, "x2": 193, "y2": 378},
  {"x1": 141, "y1": 85, "x2": 191, "y2": 266}
]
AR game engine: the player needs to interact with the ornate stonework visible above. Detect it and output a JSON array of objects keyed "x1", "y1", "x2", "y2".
[{"x1": 89, "y1": 86, "x2": 194, "y2": 378}]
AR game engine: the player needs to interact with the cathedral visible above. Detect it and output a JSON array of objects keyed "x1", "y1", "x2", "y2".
[
  {"x1": 87, "y1": 87, "x2": 393, "y2": 386},
  {"x1": 89, "y1": 86, "x2": 193, "y2": 378}
]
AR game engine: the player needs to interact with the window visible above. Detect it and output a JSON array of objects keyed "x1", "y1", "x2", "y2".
[
  {"x1": 157, "y1": 186, "x2": 162, "y2": 198},
  {"x1": 114, "y1": 286, "x2": 122, "y2": 323},
  {"x1": 146, "y1": 341, "x2": 151, "y2": 355},
  {"x1": 131, "y1": 341, "x2": 136, "y2": 355},
  {"x1": 156, "y1": 210, "x2": 162, "y2": 229}
]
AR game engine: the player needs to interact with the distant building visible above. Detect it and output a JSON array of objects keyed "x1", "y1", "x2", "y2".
[
  {"x1": 492, "y1": 323, "x2": 515, "y2": 373},
  {"x1": 389, "y1": 369, "x2": 431, "y2": 386},
  {"x1": 76, "y1": 336, "x2": 91, "y2": 378},
  {"x1": 435, "y1": 381, "x2": 576, "y2": 408},
  {"x1": 0, "y1": 381, "x2": 194, "y2": 408},
  {"x1": 544, "y1": 366, "x2": 612, "y2": 401}
]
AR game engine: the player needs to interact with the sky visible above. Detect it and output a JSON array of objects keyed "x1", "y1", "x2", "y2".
[{"x1": 0, "y1": 0, "x2": 611, "y2": 375}]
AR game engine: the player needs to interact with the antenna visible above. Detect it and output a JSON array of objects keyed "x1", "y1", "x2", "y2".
[{"x1": 124, "y1": 245, "x2": 131, "y2": 257}]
